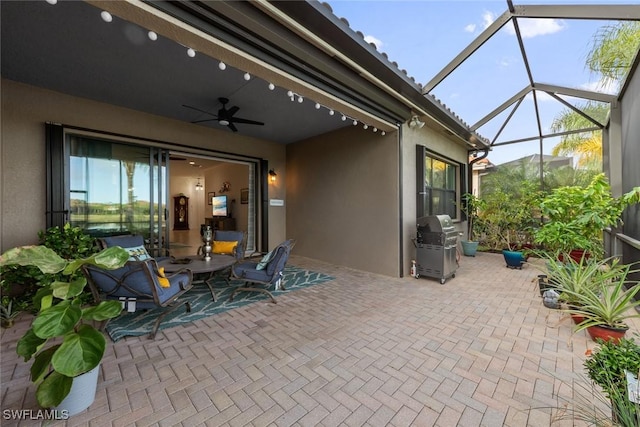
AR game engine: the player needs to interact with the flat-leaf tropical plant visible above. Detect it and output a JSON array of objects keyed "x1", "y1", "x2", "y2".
[
  {"x1": 534, "y1": 173, "x2": 640, "y2": 258},
  {"x1": 0, "y1": 245, "x2": 128, "y2": 409},
  {"x1": 560, "y1": 258, "x2": 640, "y2": 332}
]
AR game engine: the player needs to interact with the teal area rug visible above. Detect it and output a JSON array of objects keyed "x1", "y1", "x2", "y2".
[{"x1": 105, "y1": 266, "x2": 334, "y2": 341}]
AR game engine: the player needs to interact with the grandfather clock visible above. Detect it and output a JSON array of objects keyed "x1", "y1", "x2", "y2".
[{"x1": 173, "y1": 195, "x2": 189, "y2": 230}]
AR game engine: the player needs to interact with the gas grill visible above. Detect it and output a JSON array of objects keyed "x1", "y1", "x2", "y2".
[{"x1": 414, "y1": 214, "x2": 458, "y2": 284}]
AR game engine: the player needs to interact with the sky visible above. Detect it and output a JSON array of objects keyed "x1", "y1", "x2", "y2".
[{"x1": 326, "y1": 0, "x2": 634, "y2": 165}]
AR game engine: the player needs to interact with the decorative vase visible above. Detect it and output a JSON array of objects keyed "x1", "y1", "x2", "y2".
[
  {"x1": 502, "y1": 249, "x2": 525, "y2": 269},
  {"x1": 586, "y1": 324, "x2": 628, "y2": 343},
  {"x1": 201, "y1": 225, "x2": 213, "y2": 260},
  {"x1": 461, "y1": 241, "x2": 479, "y2": 257},
  {"x1": 54, "y1": 365, "x2": 100, "y2": 417}
]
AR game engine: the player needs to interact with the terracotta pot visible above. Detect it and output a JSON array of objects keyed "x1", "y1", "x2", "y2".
[
  {"x1": 586, "y1": 324, "x2": 628, "y2": 343},
  {"x1": 570, "y1": 313, "x2": 586, "y2": 325},
  {"x1": 558, "y1": 249, "x2": 591, "y2": 264}
]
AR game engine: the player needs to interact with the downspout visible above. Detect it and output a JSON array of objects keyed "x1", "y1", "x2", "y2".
[
  {"x1": 468, "y1": 149, "x2": 489, "y2": 196},
  {"x1": 465, "y1": 149, "x2": 489, "y2": 236},
  {"x1": 398, "y1": 124, "x2": 404, "y2": 277}
]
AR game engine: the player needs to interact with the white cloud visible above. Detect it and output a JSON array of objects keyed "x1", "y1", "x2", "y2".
[
  {"x1": 498, "y1": 57, "x2": 516, "y2": 68},
  {"x1": 507, "y1": 18, "x2": 566, "y2": 39},
  {"x1": 534, "y1": 91, "x2": 554, "y2": 102},
  {"x1": 464, "y1": 23, "x2": 476, "y2": 33},
  {"x1": 580, "y1": 78, "x2": 618, "y2": 95},
  {"x1": 364, "y1": 35, "x2": 383, "y2": 50},
  {"x1": 477, "y1": 11, "x2": 565, "y2": 38},
  {"x1": 482, "y1": 11, "x2": 497, "y2": 30}
]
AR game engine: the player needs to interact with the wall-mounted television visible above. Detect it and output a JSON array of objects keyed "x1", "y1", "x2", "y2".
[{"x1": 211, "y1": 195, "x2": 228, "y2": 217}]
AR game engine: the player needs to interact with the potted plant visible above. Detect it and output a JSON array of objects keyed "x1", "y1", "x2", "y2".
[
  {"x1": 0, "y1": 244, "x2": 129, "y2": 415},
  {"x1": 584, "y1": 338, "x2": 640, "y2": 426},
  {"x1": 560, "y1": 257, "x2": 640, "y2": 342},
  {"x1": 1, "y1": 224, "x2": 100, "y2": 315},
  {"x1": 459, "y1": 193, "x2": 484, "y2": 256},
  {"x1": 534, "y1": 174, "x2": 640, "y2": 260},
  {"x1": 1, "y1": 296, "x2": 22, "y2": 328},
  {"x1": 543, "y1": 254, "x2": 626, "y2": 323}
]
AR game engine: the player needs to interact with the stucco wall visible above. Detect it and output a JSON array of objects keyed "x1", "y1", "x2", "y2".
[
  {"x1": 286, "y1": 126, "x2": 400, "y2": 277},
  {"x1": 1, "y1": 79, "x2": 286, "y2": 251},
  {"x1": 400, "y1": 123, "x2": 469, "y2": 276}
]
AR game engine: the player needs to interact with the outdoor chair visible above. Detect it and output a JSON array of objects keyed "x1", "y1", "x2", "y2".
[
  {"x1": 228, "y1": 239, "x2": 295, "y2": 304},
  {"x1": 83, "y1": 234, "x2": 193, "y2": 339},
  {"x1": 212, "y1": 230, "x2": 247, "y2": 280}
]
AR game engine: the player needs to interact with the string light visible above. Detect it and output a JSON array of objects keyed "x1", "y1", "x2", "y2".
[
  {"x1": 381, "y1": 131, "x2": 386, "y2": 135},
  {"x1": 94, "y1": 14, "x2": 389, "y2": 139},
  {"x1": 100, "y1": 11, "x2": 113, "y2": 23}
]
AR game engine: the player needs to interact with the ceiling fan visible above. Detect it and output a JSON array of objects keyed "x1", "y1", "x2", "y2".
[{"x1": 183, "y1": 97, "x2": 264, "y2": 132}]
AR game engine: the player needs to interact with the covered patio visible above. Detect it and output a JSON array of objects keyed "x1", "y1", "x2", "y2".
[{"x1": 1, "y1": 253, "x2": 623, "y2": 426}]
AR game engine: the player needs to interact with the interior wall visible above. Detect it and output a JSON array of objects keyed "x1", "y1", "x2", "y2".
[
  {"x1": 400, "y1": 123, "x2": 469, "y2": 276},
  {"x1": 0, "y1": 79, "x2": 286, "y2": 251},
  {"x1": 203, "y1": 163, "x2": 250, "y2": 231},
  {"x1": 286, "y1": 126, "x2": 400, "y2": 277}
]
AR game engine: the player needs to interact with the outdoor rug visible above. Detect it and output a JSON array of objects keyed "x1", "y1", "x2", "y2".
[{"x1": 105, "y1": 266, "x2": 334, "y2": 341}]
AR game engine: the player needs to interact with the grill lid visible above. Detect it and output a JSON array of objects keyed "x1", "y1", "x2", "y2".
[{"x1": 417, "y1": 215, "x2": 454, "y2": 233}]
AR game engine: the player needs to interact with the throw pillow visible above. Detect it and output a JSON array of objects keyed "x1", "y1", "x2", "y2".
[
  {"x1": 157, "y1": 267, "x2": 170, "y2": 288},
  {"x1": 213, "y1": 241, "x2": 237, "y2": 255},
  {"x1": 256, "y1": 250, "x2": 275, "y2": 270},
  {"x1": 125, "y1": 245, "x2": 151, "y2": 261}
]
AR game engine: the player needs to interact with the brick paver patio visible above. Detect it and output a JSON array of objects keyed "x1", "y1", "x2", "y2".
[{"x1": 1, "y1": 252, "x2": 626, "y2": 426}]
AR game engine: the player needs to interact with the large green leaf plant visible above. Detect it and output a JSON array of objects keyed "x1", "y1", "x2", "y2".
[
  {"x1": 534, "y1": 173, "x2": 640, "y2": 258},
  {"x1": 0, "y1": 245, "x2": 128, "y2": 408}
]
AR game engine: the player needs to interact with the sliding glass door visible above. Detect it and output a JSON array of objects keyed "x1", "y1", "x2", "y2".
[{"x1": 68, "y1": 135, "x2": 170, "y2": 256}]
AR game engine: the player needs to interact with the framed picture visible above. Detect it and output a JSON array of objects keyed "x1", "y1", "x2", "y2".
[
  {"x1": 240, "y1": 188, "x2": 249, "y2": 204},
  {"x1": 207, "y1": 192, "x2": 215, "y2": 205}
]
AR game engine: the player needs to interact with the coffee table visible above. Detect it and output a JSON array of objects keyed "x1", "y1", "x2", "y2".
[{"x1": 159, "y1": 255, "x2": 236, "y2": 302}]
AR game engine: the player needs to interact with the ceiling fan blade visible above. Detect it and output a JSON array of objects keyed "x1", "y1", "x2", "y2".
[
  {"x1": 231, "y1": 117, "x2": 265, "y2": 126},
  {"x1": 182, "y1": 104, "x2": 217, "y2": 117},
  {"x1": 226, "y1": 106, "x2": 240, "y2": 117},
  {"x1": 228, "y1": 122, "x2": 238, "y2": 132},
  {"x1": 191, "y1": 118, "x2": 218, "y2": 124}
]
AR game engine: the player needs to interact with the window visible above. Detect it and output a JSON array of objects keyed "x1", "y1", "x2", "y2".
[{"x1": 417, "y1": 146, "x2": 459, "y2": 219}]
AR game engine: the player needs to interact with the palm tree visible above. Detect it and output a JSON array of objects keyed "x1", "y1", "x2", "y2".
[
  {"x1": 549, "y1": 103, "x2": 608, "y2": 169},
  {"x1": 586, "y1": 22, "x2": 640, "y2": 89},
  {"x1": 550, "y1": 22, "x2": 640, "y2": 171}
]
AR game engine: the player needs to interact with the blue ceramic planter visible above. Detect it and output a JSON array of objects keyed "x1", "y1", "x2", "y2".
[
  {"x1": 502, "y1": 249, "x2": 525, "y2": 269},
  {"x1": 461, "y1": 241, "x2": 479, "y2": 257}
]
